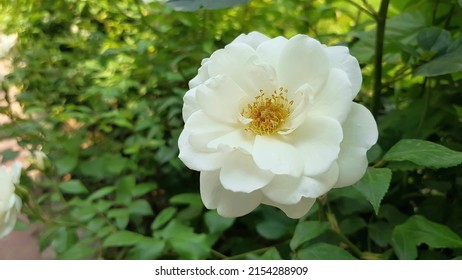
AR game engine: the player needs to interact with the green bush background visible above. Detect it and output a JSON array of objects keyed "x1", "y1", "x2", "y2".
[{"x1": 1, "y1": 0, "x2": 462, "y2": 259}]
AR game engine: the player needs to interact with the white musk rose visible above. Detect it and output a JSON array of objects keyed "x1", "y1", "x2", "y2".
[
  {"x1": 0, "y1": 162, "x2": 22, "y2": 238},
  {"x1": 178, "y1": 32, "x2": 378, "y2": 218}
]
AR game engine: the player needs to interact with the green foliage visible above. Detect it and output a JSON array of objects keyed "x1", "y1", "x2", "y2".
[
  {"x1": 353, "y1": 167, "x2": 392, "y2": 214},
  {"x1": 391, "y1": 215, "x2": 462, "y2": 260},
  {"x1": 295, "y1": 243, "x2": 356, "y2": 260},
  {"x1": 1, "y1": 0, "x2": 462, "y2": 260},
  {"x1": 384, "y1": 139, "x2": 462, "y2": 168}
]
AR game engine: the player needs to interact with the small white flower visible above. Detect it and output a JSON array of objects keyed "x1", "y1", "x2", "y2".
[
  {"x1": 0, "y1": 162, "x2": 22, "y2": 239},
  {"x1": 0, "y1": 33, "x2": 17, "y2": 58},
  {"x1": 178, "y1": 32, "x2": 378, "y2": 218}
]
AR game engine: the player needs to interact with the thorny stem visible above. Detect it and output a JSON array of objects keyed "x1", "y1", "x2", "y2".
[{"x1": 372, "y1": 0, "x2": 390, "y2": 118}]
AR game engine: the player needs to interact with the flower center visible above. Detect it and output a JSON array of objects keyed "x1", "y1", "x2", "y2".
[{"x1": 242, "y1": 87, "x2": 293, "y2": 135}]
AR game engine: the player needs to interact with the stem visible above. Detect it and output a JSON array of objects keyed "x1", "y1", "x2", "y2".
[
  {"x1": 417, "y1": 77, "x2": 429, "y2": 137},
  {"x1": 326, "y1": 210, "x2": 363, "y2": 259},
  {"x1": 344, "y1": 0, "x2": 376, "y2": 18},
  {"x1": 372, "y1": 0, "x2": 390, "y2": 118},
  {"x1": 211, "y1": 249, "x2": 228, "y2": 259}
]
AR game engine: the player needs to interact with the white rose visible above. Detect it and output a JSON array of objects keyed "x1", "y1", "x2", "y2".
[
  {"x1": 0, "y1": 162, "x2": 22, "y2": 239},
  {"x1": 178, "y1": 32, "x2": 378, "y2": 218}
]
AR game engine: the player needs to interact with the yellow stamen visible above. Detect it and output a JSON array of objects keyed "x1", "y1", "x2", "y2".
[{"x1": 241, "y1": 87, "x2": 293, "y2": 135}]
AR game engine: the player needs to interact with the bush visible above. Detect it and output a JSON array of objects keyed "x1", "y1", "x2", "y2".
[{"x1": 1, "y1": 0, "x2": 462, "y2": 260}]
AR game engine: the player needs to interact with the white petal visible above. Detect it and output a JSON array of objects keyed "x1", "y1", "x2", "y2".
[
  {"x1": 185, "y1": 111, "x2": 236, "y2": 151},
  {"x1": 207, "y1": 129, "x2": 254, "y2": 154},
  {"x1": 185, "y1": 111, "x2": 252, "y2": 154},
  {"x1": 279, "y1": 83, "x2": 311, "y2": 135},
  {"x1": 263, "y1": 196, "x2": 316, "y2": 219},
  {"x1": 200, "y1": 171, "x2": 262, "y2": 217},
  {"x1": 289, "y1": 116, "x2": 343, "y2": 176},
  {"x1": 307, "y1": 68, "x2": 353, "y2": 123},
  {"x1": 0, "y1": 195, "x2": 21, "y2": 239},
  {"x1": 178, "y1": 130, "x2": 229, "y2": 171},
  {"x1": 325, "y1": 46, "x2": 362, "y2": 98},
  {"x1": 232, "y1": 31, "x2": 270, "y2": 49},
  {"x1": 341, "y1": 103, "x2": 378, "y2": 148},
  {"x1": 195, "y1": 75, "x2": 247, "y2": 124},
  {"x1": 262, "y1": 163, "x2": 339, "y2": 204},
  {"x1": 182, "y1": 88, "x2": 199, "y2": 122},
  {"x1": 335, "y1": 103, "x2": 378, "y2": 188},
  {"x1": 278, "y1": 35, "x2": 330, "y2": 94},
  {"x1": 200, "y1": 170, "x2": 223, "y2": 209},
  {"x1": 256, "y1": 36, "x2": 288, "y2": 71},
  {"x1": 253, "y1": 135, "x2": 304, "y2": 177},
  {"x1": 189, "y1": 59, "x2": 210, "y2": 88},
  {"x1": 11, "y1": 162, "x2": 21, "y2": 185},
  {"x1": 220, "y1": 151, "x2": 274, "y2": 193},
  {"x1": 207, "y1": 43, "x2": 277, "y2": 96}
]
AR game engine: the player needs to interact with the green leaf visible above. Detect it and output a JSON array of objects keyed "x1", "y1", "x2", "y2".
[
  {"x1": 170, "y1": 193, "x2": 203, "y2": 220},
  {"x1": 260, "y1": 247, "x2": 282, "y2": 260},
  {"x1": 204, "y1": 210, "x2": 235, "y2": 234},
  {"x1": 161, "y1": 220, "x2": 210, "y2": 259},
  {"x1": 368, "y1": 221, "x2": 392, "y2": 247},
  {"x1": 58, "y1": 180, "x2": 88, "y2": 194},
  {"x1": 415, "y1": 52, "x2": 462, "y2": 77},
  {"x1": 415, "y1": 37, "x2": 462, "y2": 76},
  {"x1": 79, "y1": 158, "x2": 105, "y2": 179},
  {"x1": 107, "y1": 208, "x2": 130, "y2": 229},
  {"x1": 378, "y1": 204, "x2": 408, "y2": 225},
  {"x1": 59, "y1": 239, "x2": 97, "y2": 260},
  {"x1": 87, "y1": 186, "x2": 115, "y2": 201},
  {"x1": 116, "y1": 175, "x2": 135, "y2": 205},
  {"x1": 295, "y1": 243, "x2": 356, "y2": 260},
  {"x1": 391, "y1": 215, "x2": 462, "y2": 259},
  {"x1": 353, "y1": 167, "x2": 392, "y2": 214},
  {"x1": 55, "y1": 155, "x2": 78, "y2": 175},
  {"x1": 129, "y1": 199, "x2": 153, "y2": 216},
  {"x1": 102, "y1": 230, "x2": 146, "y2": 247},
  {"x1": 417, "y1": 27, "x2": 451, "y2": 53},
  {"x1": 247, "y1": 247, "x2": 282, "y2": 260},
  {"x1": 126, "y1": 238, "x2": 166, "y2": 260},
  {"x1": 339, "y1": 217, "x2": 367, "y2": 235},
  {"x1": 290, "y1": 221, "x2": 330, "y2": 250},
  {"x1": 131, "y1": 182, "x2": 157, "y2": 197},
  {"x1": 101, "y1": 154, "x2": 127, "y2": 175},
  {"x1": 384, "y1": 139, "x2": 462, "y2": 168},
  {"x1": 256, "y1": 220, "x2": 288, "y2": 240},
  {"x1": 151, "y1": 207, "x2": 177, "y2": 230},
  {"x1": 166, "y1": 0, "x2": 249, "y2": 11}
]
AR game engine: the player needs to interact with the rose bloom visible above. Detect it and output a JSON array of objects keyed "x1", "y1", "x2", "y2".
[
  {"x1": 178, "y1": 32, "x2": 378, "y2": 218},
  {"x1": 0, "y1": 162, "x2": 22, "y2": 238}
]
